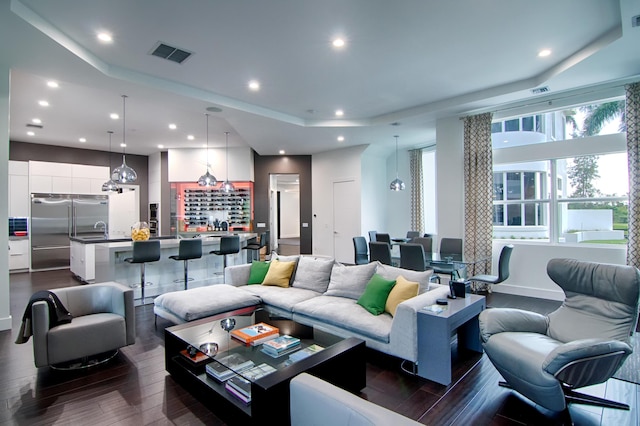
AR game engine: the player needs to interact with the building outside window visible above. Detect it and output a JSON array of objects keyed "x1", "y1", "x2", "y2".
[{"x1": 491, "y1": 101, "x2": 627, "y2": 245}]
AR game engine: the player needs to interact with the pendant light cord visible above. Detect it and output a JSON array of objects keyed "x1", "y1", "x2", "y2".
[
  {"x1": 122, "y1": 95, "x2": 127, "y2": 158},
  {"x1": 206, "y1": 113, "x2": 210, "y2": 170},
  {"x1": 225, "y1": 132, "x2": 230, "y2": 181},
  {"x1": 395, "y1": 135, "x2": 399, "y2": 178}
]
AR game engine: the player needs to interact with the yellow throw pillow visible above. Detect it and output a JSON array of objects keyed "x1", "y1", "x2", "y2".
[
  {"x1": 261, "y1": 259, "x2": 296, "y2": 287},
  {"x1": 385, "y1": 275, "x2": 419, "y2": 316}
]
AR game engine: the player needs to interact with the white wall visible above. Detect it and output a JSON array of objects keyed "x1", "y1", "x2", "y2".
[
  {"x1": 435, "y1": 117, "x2": 465, "y2": 246},
  {"x1": 148, "y1": 152, "x2": 162, "y2": 205},
  {"x1": 279, "y1": 189, "x2": 300, "y2": 238},
  {"x1": 168, "y1": 147, "x2": 254, "y2": 182},
  {"x1": 1, "y1": 66, "x2": 10, "y2": 330},
  {"x1": 386, "y1": 147, "x2": 411, "y2": 239},
  {"x1": 312, "y1": 145, "x2": 366, "y2": 257},
  {"x1": 360, "y1": 147, "x2": 387, "y2": 239}
]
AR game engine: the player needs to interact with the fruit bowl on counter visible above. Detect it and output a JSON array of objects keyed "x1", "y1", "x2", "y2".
[{"x1": 131, "y1": 222, "x2": 151, "y2": 241}]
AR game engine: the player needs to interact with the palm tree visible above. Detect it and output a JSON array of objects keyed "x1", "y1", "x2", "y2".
[{"x1": 581, "y1": 100, "x2": 625, "y2": 136}]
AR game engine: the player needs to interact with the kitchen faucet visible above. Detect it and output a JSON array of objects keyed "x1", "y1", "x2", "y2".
[{"x1": 94, "y1": 221, "x2": 108, "y2": 239}]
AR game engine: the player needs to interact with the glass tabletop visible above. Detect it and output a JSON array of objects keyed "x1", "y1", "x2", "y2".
[{"x1": 167, "y1": 308, "x2": 344, "y2": 384}]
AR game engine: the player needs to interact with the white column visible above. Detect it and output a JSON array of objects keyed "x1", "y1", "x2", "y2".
[
  {"x1": 435, "y1": 117, "x2": 465, "y2": 244},
  {"x1": 0, "y1": 65, "x2": 11, "y2": 330}
]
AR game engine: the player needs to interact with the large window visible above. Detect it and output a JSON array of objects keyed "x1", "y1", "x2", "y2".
[{"x1": 492, "y1": 100, "x2": 627, "y2": 245}]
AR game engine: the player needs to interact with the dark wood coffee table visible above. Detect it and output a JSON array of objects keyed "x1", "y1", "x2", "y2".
[{"x1": 165, "y1": 307, "x2": 366, "y2": 425}]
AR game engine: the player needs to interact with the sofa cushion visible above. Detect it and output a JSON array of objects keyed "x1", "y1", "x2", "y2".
[
  {"x1": 241, "y1": 285, "x2": 321, "y2": 313},
  {"x1": 292, "y1": 256, "x2": 335, "y2": 293},
  {"x1": 262, "y1": 259, "x2": 296, "y2": 287},
  {"x1": 270, "y1": 252, "x2": 300, "y2": 285},
  {"x1": 324, "y1": 262, "x2": 378, "y2": 300},
  {"x1": 385, "y1": 276, "x2": 419, "y2": 316},
  {"x1": 293, "y1": 295, "x2": 392, "y2": 342},
  {"x1": 376, "y1": 262, "x2": 433, "y2": 294},
  {"x1": 154, "y1": 284, "x2": 261, "y2": 322},
  {"x1": 248, "y1": 260, "x2": 270, "y2": 284},
  {"x1": 357, "y1": 274, "x2": 396, "y2": 315}
]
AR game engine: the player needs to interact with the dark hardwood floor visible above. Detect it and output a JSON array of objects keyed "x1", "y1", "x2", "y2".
[{"x1": 1, "y1": 270, "x2": 638, "y2": 425}]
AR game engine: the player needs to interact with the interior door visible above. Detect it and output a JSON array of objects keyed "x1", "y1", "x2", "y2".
[{"x1": 333, "y1": 180, "x2": 358, "y2": 263}]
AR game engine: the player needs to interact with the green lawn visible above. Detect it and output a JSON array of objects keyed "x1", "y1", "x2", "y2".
[{"x1": 579, "y1": 239, "x2": 627, "y2": 244}]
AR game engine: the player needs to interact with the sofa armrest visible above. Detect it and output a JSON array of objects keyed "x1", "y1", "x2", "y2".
[
  {"x1": 290, "y1": 373, "x2": 421, "y2": 425},
  {"x1": 479, "y1": 308, "x2": 548, "y2": 343},
  {"x1": 224, "y1": 263, "x2": 252, "y2": 286},
  {"x1": 390, "y1": 284, "x2": 451, "y2": 362},
  {"x1": 31, "y1": 301, "x2": 50, "y2": 367}
]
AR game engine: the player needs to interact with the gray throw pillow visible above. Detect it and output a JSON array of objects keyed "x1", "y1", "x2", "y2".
[
  {"x1": 324, "y1": 262, "x2": 378, "y2": 300},
  {"x1": 376, "y1": 262, "x2": 433, "y2": 294},
  {"x1": 292, "y1": 256, "x2": 335, "y2": 293}
]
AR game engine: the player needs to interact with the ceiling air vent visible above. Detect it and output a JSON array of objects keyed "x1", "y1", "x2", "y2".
[
  {"x1": 150, "y1": 42, "x2": 193, "y2": 64},
  {"x1": 531, "y1": 86, "x2": 550, "y2": 94},
  {"x1": 26, "y1": 123, "x2": 43, "y2": 129}
]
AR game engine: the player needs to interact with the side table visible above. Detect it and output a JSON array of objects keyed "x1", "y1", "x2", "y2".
[{"x1": 417, "y1": 294, "x2": 486, "y2": 385}]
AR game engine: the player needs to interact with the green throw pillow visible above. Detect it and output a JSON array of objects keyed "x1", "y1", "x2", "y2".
[
  {"x1": 357, "y1": 273, "x2": 396, "y2": 315},
  {"x1": 248, "y1": 261, "x2": 270, "y2": 284}
]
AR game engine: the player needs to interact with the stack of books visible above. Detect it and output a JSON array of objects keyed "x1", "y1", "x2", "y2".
[
  {"x1": 241, "y1": 362, "x2": 276, "y2": 381},
  {"x1": 260, "y1": 335, "x2": 301, "y2": 358},
  {"x1": 205, "y1": 353, "x2": 254, "y2": 382},
  {"x1": 230, "y1": 322, "x2": 279, "y2": 346},
  {"x1": 225, "y1": 375, "x2": 252, "y2": 405},
  {"x1": 288, "y1": 344, "x2": 324, "y2": 362}
]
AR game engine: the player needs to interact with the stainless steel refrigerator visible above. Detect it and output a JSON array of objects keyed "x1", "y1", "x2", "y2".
[{"x1": 31, "y1": 194, "x2": 109, "y2": 270}]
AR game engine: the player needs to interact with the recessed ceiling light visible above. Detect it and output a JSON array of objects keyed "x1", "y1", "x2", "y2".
[
  {"x1": 158, "y1": 144, "x2": 164, "y2": 149},
  {"x1": 47, "y1": 81, "x2": 59, "y2": 88},
  {"x1": 538, "y1": 49, "x2": 551, "y2": 57},
  {"x1": 248, "y1": 80, "x2": 260, "y2": 91},
  {"x1": 97, "y1": 32, "x2": 113, "y2": 43},
  {"x1": 32, "y1": 118, "x2": 42, "y2": 124},
  {"x1": 187, "y1": 135, "x2": 195, "y2": 140},
  {"x1": 169, "y1": 123, "x2": 177, "y2": 130},
  {"x1": 335, "y1": 109, "x2": 344, "y2": 117},
  {"x1": 120, "y1": 143, "x2": 126, "y2": 148},
  {"x1": 332, "y1": 38, "x2": 346, "y2": 48},
  {"x1": 27, "y1": 131, "x2": 35, "y2": 136},
  {"x1": 79, "y1": 138, "x2": 87, "y2": 143},
  {"x1": 110, "y1": 113, "x2": 119, "y2": 120},
  {"x1": 279, "y1": 150, "x2": 285, "y2": 155},
  {"x1": 38, "y1": 100, "x2": 49, "y2": 107},
  {"x1": 337, "y1": 135, "x2": 345, "y2": 142}
]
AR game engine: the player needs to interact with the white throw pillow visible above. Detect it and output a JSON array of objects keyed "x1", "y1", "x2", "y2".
[
  {"x1": 292, "y1": 256, "x2": 335, "y2": 293},
  {"x1": 324, "y1": 262, "x2": 378, "y2": 300},
  {"x1": 376, "y1": 262, "x2": 433, "y2": 294}
]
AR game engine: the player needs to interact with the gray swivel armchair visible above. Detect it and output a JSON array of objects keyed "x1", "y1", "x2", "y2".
[
  {"x1": 479, "y1": 258, "x2": 640, "y2": 416},
  {"x1": 31, "y1": 282, "x2": 135, "y2": 368}
]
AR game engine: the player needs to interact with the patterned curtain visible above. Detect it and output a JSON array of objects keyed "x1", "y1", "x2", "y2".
[
  {"x1": 409, "y1": 149, "x2": 424, "y2": 235},
  {"x1": 463, "y1": 112, "x2": 494, "y2": 277},
  {"x1": 626, "y1": 82, "x2": 640, "y2": 269}
]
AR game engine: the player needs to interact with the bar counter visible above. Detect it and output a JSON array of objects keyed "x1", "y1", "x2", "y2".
[{"x1": 94, "y1": 233, "x2": 256, "y2": 303}]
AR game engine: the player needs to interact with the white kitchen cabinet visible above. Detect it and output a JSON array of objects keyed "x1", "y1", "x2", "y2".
[
  {"x1": 70, "y1": 240, "x2": 96, "y2": 282},
  {"x1": 9, "y1": 174, "x2": 29, "y2": 217},
  {"x1": 8, "y1": 240, "x2": 30, "y2": 271}
]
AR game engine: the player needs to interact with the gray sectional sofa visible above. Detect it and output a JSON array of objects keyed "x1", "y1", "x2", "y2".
[{"x1": 154, "y1": 254, "x2": 450, "y2": 364}]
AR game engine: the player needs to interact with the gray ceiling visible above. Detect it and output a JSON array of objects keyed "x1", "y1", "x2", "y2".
[{"x1": 2, "y1": 0, "x2": 639, "y2": 157}]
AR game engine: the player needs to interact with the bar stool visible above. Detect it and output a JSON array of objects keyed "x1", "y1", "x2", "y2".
[
  {"x1": 243, "y1": 232, "x2": 266, "y2": 262},
  {"x1": 210, "y1": 235, "x2": 240, "y2": 272},
  {"x1": 169, "y1": 239, "x2": 202, "y2": 290},
  {"x1": 124, "y1": 240, "x2": 161, "y2": 301}
]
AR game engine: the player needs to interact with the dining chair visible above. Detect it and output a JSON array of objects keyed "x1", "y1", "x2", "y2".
[
  {"x1": 399, "y1": 243, "x2": 427, "y2": 271},
  {"x1": 376, "y1": 233, "x2": 391, "y2": 245},
  {"x1": 412, "y1": 237, "x2": 433, "y2": 254},
  {"x1": 439, "y1": 237, "x2": 463, "y2": 256},
  {"x1": 468, "y1": 245, "x2": 514, "y2": 292},
  {"x1": 406, "y1": 231, "x2": 420, "y2": 240},
  {"x1": 368, "y1": 231, "x2": 377, "y2": 243},
  {"x1": 353, "y1": 236, "x2": 369, "y2": 265},
  {"x1": 369, "y1": 242, "x2": 392, "y2": 265}
]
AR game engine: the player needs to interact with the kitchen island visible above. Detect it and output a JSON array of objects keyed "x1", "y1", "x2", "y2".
[{"x1": 87, "y1": 233, "x2": 256, "y2": 303}]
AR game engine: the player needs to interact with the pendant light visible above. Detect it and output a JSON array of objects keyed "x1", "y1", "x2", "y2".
[
  {"x1": 220, "y1": 131, "x2": 235, "y2": 192},
  {"x1": 102, "y1": 130, "x2": 119, "y2": 192},
  {"x1": 111, "y1": 95, "x2": 138, "y2": 183},
  {"x1": 197, "y1": 113, "x2": 217, "y2": 186},
  {"x1": 389, "y1": 135, "x2": 405, "y2": 191}
]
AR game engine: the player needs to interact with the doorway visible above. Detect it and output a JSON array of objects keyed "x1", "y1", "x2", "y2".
[{"x1": 269, "y1": 174, "x2": 300, "y2": 255}]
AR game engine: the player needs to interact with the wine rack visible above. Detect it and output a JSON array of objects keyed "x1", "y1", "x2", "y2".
[{"x1": 181, "y1": 186, "x2": 252, "y2": 229}]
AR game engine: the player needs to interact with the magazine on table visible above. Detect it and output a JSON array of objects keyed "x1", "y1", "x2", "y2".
[
  {"x1": 205, "y1": 353, "x2": 254, "y2": 382},
  {"x1": 288, "y1": 344, "x2": 324, "y2": 362},
  {"x1": 231, "y1": 322, "x2": 279, "y2": 344}
]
